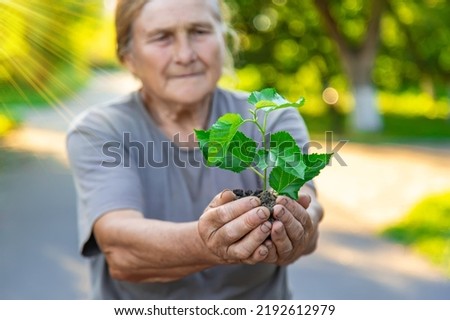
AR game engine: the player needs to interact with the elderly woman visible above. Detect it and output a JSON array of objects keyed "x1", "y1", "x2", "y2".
[{"x1": 67, "y1": 0, "x2": 323, "y2": 299}]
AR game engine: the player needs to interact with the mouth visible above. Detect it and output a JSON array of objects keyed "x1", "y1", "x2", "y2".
[{"x1": 171, "y1": 72, "x2": 203, "y2": 79}]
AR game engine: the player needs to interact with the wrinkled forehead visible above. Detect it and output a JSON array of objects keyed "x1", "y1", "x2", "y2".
[
  {"x1": 140, "y1": 0, "x2": 221, "y2": 21},
  {"x1": 134, "y1": 0, "x2": 223, "y2": 33}
]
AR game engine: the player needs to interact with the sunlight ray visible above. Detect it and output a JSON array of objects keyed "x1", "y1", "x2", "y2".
[
  {"x1": 3, "y1": 53, "x2": 72, "y2": 124},
  {"x1": 1, "y1": 6, "x2": 91, "y2": 70},
  {"x1": 0, "y1": 64, "x2": 34, "y2": 108},
  {"x1": 6, "y1": 1, "x2": 87, "y2": 33},
  {"x1": 0, "y1": 1, "x2": 104, "y2": 126},
  {"x1": 0, "y1": 45, "x2": 74, "y2": 124},
  {"x1": 27, "y1": 0, "x2": 102, "y2": 24}
]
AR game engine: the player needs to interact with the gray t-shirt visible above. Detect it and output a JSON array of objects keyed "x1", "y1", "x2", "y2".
[{"x1": 66, "y1": 87, "x2": 312, "y2": 299}]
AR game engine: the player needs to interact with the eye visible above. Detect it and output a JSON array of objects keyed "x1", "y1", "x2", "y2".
[
  {"x1": 148, "y1": 32, "x2": 171, "y2": 44},
  {"x1": 195, "y1": 29, "x2": 207, "y2": 34},
  {"x1": 192, "y1": 27, "x2": 212, "y2": 36}
]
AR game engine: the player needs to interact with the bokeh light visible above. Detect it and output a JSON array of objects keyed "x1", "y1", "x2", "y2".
[{"x1": 322, "y1": 87, "x2": 339, "y2": 105}]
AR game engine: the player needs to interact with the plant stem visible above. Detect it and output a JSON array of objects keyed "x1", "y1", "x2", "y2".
[
  {"x1": 261, "y1": 111, "x2": 270, "y2": 191},
  {"x1": 246, "y1": 116, "x2": 264, "y2": 134},
  {"x1": 249, "y1": 166, "x2": 264, "y2": 180},
  {"x1": 249, "y1": 109, "x2": 272, "y2": 191}
]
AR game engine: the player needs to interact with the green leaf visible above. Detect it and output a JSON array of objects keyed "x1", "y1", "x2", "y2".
[
  {"x1": 218, "y1": 132, "x2": 257, "y2": 173},
  {"x1": 269, "y1": 131, "x2": 307, "y2": 179},
  {"x1": 209, "y1": 113, "x2": 244, "y2": 142},
  {"x1": 207, "y1": 113, "x2": 244, "y2": 163},
  {"x1": 195, "y1": 129, "x2": 225, "y2": 166},
  {"x1": 194, "y1": 128, "x2": 257, "y2": 172},
  {"x1": 304, "y1": 153, "x2": 333, "y2": 180},
  {"x1": 195, "y1": 88, "x2": 333, "y2": 192},
  {"x1": 248, "y1": 88, "x2": 305, "y2": 112},
  {"x1": 194, "y1": 129, "x2": 211, "y2": 160},
  {"x1": 255, "y1": 148, "x2": 270, "y2": 171},
  {"x1": 268, "y1": 139, "x2": 333, "y2": 199},
  {"x1": 269, "y1": 166, "x2": 305, "y2": 199}
]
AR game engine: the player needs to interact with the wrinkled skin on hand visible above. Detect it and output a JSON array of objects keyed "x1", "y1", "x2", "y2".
[
  {"x1": 262, "y1": 194, "x2": 317, "y2": 265},
  {"x1": 198, "y1": 190, "x2": 318, "y2": 266},
  {"x1": 198, "y1": 189, "x2": 272, "y2": 264}
]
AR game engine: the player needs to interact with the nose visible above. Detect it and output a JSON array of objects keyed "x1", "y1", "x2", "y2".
[{"x1": 173, "y1": 34, "x2": 197, "y2": 64}]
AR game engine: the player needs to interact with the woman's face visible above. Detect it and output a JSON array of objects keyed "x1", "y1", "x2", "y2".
[{"x1": 124, "y1": 0, "x2": 225, "y2": 106}]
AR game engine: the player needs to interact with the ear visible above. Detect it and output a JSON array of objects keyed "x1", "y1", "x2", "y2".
[{"x1": 122, "y1": 53, "x2": 137, "y2": 76}]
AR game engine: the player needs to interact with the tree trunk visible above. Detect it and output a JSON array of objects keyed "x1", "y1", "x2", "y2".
[
  {"x1": 351, "y1": 84, "x2": 382, "y2": 132},
  {"x1": 341, "y1": 50, "x2": 383, "y2": 132},
  {"x1": 313, "y1": 0, "x2": 386, "y2": 132}
]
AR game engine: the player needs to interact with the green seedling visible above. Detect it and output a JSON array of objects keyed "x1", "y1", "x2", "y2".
[{"x1": 195, "y1": 88, "x2": 333, "y2": 200}]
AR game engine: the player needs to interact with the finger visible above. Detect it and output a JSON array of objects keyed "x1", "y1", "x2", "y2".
[
  {"x1": 217, "y1": 207, "x2": 270, "y2": 244},
  {"x1": 204, "y1": 195, "x2": 262, "y2": 230},
  {"x1": 226, "y1": 220, "x2": 272, "y2": 261},
  {"x1": 270, "y1": 220, "x2": 293, "y2": 257},
  {"x1": 199, "y1": 194, "x2": 263, "y2": 252},
  {"x1": 297, "y1": 193, "x2": 311, "y2": 209},
  {"x1": 261, "y1": 239, "x2": 278, "y2": 264},
  {"x1": 273, "y1": 204, "x2": 304, "y2": 243},
  {"x1": 205, "y1": 189, "x2": 236, "y2": 211},
  {"x1": 242, "y1": 244, "x2": 270, "y2": 265},
  {"x1": 276, "y1": 196, "x2": 313, "y2": 232}
]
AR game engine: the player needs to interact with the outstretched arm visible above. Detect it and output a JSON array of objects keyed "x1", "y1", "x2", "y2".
[
  {"x1": 93, "y1": 210, "x2": 214, "y2": 283},
  {"x1": 93, "y1": 190, "x2": 273, "y2": 283}
]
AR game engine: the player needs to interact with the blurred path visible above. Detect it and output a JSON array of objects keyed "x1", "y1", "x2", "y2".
[
  {"x1": 1, "y1": 71, "x2": 449, "y2": 299},
  {"x1": 293, "y1": 140, "x2": 450, "y2": 299},
  {"x1": 0, "y1": 71, "x2": 140, "y2": 299}
]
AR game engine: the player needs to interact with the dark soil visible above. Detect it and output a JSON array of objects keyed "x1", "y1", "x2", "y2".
[{"x1": 233, "y1": 189, "x2": 277, "y2": 221}]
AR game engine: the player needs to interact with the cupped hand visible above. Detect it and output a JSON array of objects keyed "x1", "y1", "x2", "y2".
[
  {"x1": 198, "y1": 189, "x2": 273, "y2": 264},
  {"x1": 262, "y1": 193, "x2": 318, "y2": 265}
]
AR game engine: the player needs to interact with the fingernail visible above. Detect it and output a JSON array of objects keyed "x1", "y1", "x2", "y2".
[
  {"x1": 220, "y1": 189, "x2": 231, "y2": 199},
  {"x1": 259, "y1": 247, "x2": 268, "y2": 256},
  {"x1": 275, "y1": 223, "x2": 284, "y2": 234},
  {"x1": 256, "y1": 208, "x2": 267, "y2": 220},
  {"x1": 260, "y1": 221, "x2": 271, "y2": 233},
  {"x1": 276, "y1": 207, "x2": 285, "y2": 219},
  {"x1": 250, "y1": 197, "x2": 260, "y2": 207},
  {"x1": 280, "y1": 197, "x2": 288, "y2": 206}
]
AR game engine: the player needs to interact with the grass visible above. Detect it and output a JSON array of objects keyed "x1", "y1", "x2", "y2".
[{"x1": 380, "y1": 191, "x2": 450, "y2": 277}]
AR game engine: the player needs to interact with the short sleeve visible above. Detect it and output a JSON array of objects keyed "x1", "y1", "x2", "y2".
[{"x1": 66, "y1": 117, "x2": 144, "y2": 257}]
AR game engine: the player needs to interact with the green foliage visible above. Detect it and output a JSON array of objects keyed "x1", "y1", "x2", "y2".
[
  {"x1": 379, "y1": 91, "x2": 449, "y2": 120},
  {"x1": 195, "y1": 88, "x2": 332, "y2": 199},
  {"x1": 226, "y1": 0, "x2": 450, "y2": 101},
  {"x1": 380, "y1": 191, "x2": 450, "y2": 277},
  {"x1": 248, "y1": 87, "x2": 305, "y2": 110}
]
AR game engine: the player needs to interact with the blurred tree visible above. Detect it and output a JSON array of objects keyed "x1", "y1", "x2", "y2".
[
  {"x1": 377, "y1": 0, "x2": 450, "y2": 96},
  {"x1": 313, "y1": 0, "x2": 385, "y2": 132},
  {"x1": 227, "y1": 0, "x2": 450, "y2": 132}
]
